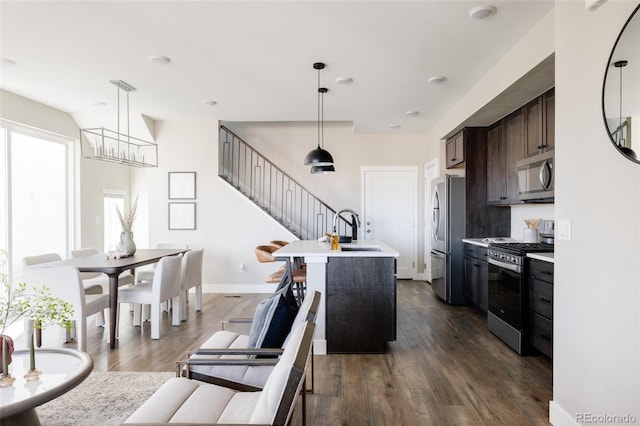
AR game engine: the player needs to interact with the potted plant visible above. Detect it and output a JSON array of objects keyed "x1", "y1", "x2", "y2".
[
  {"x1": 0, "y1": 250, "x2": 74, "y2": 384},
  {"x1": 116, "y1": 194, "x2": 138, "y2": 255}
]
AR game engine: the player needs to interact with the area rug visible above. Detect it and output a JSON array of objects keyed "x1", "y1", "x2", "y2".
[{"x1": 36, "y1": 371, "x2": 174, "y2": 426}]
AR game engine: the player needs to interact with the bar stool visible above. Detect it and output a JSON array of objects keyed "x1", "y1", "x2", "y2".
[{"x1": 255, "y1": 245, "x2": 306, "y2": 303}]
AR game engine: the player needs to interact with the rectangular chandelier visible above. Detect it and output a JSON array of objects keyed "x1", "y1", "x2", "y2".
[{"x1": 79, "y1": 80, "x2": 158, "y2": 168}]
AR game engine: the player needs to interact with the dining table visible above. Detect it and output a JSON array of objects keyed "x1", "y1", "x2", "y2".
[{"x1": 44, "y1": 248, "x2": 189, "y2": 349}]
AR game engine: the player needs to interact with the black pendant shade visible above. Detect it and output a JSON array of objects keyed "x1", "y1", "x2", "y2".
[
  {"x1": 310, "y1": 164, "x2": 336, "y2": 174},
  {"x1": 305, "y1": 62, "x2": 334, "y2": 172},
  {"x1": 304, "y1": 147, "x2": 334, "y2": 166}
]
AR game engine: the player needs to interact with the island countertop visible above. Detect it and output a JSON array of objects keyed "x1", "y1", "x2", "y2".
[{"x1": 273, "y1": 239, "x2": 399, "y2": 258}]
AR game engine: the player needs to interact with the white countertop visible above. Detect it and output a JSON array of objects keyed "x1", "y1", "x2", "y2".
[
  {"x1": 273, "y1": 240, "x2": 399, "y2": 257},
  {"x1": 527, "y1": 252, "x2": 554, "y2": 263}
]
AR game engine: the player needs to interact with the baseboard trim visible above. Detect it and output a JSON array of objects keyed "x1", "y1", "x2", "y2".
[
  {"x1": 550, "y1": 401, "x2": 577, "y2": 426},
  {"x1": 201, "y1": 283, "x2": 278, "y2": 294}
]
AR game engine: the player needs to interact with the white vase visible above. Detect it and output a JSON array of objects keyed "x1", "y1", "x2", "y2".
[{"x1": 120, "y1": 230, "x2": 137, "y2": 255}]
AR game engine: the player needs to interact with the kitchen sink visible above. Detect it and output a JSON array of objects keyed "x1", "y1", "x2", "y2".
[{"x1": 340, "y1": 245, "x2": 382, "y2": 252}]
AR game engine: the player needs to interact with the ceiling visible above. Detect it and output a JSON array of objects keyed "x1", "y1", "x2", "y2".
[{"x1": 0, "y1": 1, "x2": 554, "y2": 136}]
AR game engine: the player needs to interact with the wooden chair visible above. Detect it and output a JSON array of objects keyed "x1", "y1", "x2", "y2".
[
  {"x1": 255, "y1": 244, "x2": 306, "y2": 302},
  {"x1": 124, "y1": 321, "x2": 315, "y2": 426}
]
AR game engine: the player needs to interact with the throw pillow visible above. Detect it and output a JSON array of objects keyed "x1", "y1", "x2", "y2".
[{"x1": 248, "y1": 285, "x2": 299, "y2": 350}]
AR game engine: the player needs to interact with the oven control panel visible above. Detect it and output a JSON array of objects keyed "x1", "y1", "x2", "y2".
[{"x1": 488, "y1": 249, "x2": 522, "y2": 266}]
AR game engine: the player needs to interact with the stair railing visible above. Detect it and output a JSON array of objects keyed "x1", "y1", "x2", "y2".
[{"x1": 219, "y1": 125, "x2": 355, "y2": 240}]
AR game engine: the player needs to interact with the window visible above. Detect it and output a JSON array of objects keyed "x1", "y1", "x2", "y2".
[
  {"x1": 0, "y1": 122, "x2": 73, "y2": 283},
  {"x1": 104, "y1": 191, "x2": 125, "y2": 252}
]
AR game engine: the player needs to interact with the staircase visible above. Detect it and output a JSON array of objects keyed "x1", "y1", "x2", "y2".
[{"x1": 218, "y1": 126, "x2": 355, "y2": 240}]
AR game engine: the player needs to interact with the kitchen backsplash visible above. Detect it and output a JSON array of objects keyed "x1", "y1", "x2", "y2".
[{"x1": 510, "y1": 204, "x2": 555, "y2": 241}]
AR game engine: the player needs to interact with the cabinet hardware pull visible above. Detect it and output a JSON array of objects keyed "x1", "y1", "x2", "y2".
[
  {"x1": 540, "y1": 334, "x2": 552, "y2": 341},
  {"x1": 541, "y1": 271, "x2": 552, "y2": 275},
  {"x1": 539, "y1": 297, "x2": 552, "y2": 303},
  {"x1": 537, "y1": 145, "x2": 544, "y2": 149}
]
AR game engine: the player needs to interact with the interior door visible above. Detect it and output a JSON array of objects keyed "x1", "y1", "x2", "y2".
[{"x1": 362, "y1": 167, "x2": 417, "y2": 279}]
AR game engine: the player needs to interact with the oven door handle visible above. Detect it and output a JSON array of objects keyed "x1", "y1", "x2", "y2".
[{"x1": 488, "y1": 257, "x2": 521, "y2": 273}]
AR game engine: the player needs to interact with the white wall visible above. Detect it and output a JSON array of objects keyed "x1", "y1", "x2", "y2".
[
  {"x1": 0, "y1": 89, "x2": 130, "y2": 253},
  {"x1": 551, "y1": 1, "x2": 640, "y2": 424},
  {"x1": 129, "y1": 119, "x2": 296, "y2": 291}
]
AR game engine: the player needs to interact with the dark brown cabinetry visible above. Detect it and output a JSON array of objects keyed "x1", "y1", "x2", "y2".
[
  {"x1": 487, "y1": 110, "x2": 525, "y2": 205},
  {"x1": 528, "y1": 259, "x2": 554, "y2": 358},
  {"x1": 326, "y1": 257, "x2": 396, "y2": 353},
  {"x1": 524, "y1": 88, "x2": 555, "y2": 158},
  {"x1": 486, "y1": 88, "x2": 554, "y2": 205},
  {"x1": 463, "y1": 127, "x2": 510, "y2": 237},
  {"x1": 446, "y1": 131, "x2": 465, "y2": 168},
  {"x1": 463, "y1": 244, "x2": 488, "y2": 313}
]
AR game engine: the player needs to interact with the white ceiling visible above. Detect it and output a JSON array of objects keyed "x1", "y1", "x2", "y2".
[{"x1": 0, "y1": 1, "x2": 554, "y2": 136}]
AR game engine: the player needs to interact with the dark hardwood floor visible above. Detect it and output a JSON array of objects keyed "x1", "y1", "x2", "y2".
[{"x1": 58, "y1": 280, "x2": 552, "y2": 425}]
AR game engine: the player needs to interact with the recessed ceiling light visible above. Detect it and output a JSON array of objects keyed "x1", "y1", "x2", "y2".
[
  {"x1": 148, "y1": 55, "x2": 171, "y2": 64},
  {"x1": 201, "y1": 100, "x2": 217, "y2": 106},
  {"x1": 405, "y1": 110, "x2": 420, "y2": 116},
  {"x1": 0, "y1": 58, "x2": 16, "y2": 66},
  {"x1": 92, "y1": 101, "x2": 107, "y2": 107},
  {"x1": 428, "y1": 75, "x2": 447, "y2": 84},
  {"x1": 389, "y1": 124, "x2": 401, "y2": 129},
  {"x1": 469, "y1": 5, "x2": 497, "y2": 19},
  {"x1": 336, "y1": 77, "x2": 354, "y2": 84}
]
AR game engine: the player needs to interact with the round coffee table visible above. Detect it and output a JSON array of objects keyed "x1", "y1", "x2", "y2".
[{"x1": 0, "y1": 348, "x2": 93, "y2": 426}]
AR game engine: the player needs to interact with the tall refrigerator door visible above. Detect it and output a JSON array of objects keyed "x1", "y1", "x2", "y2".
[
  {"x1": 431, "y1": 178, "x2": 446, "y2": 253},
  {"x1": 430, "y1": 249, "x2": 447, "y2": 301}
]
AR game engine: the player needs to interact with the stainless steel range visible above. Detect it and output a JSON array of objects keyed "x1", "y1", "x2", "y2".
[{"x1": 487, "y1": 242, "x2": 554, "y2": 354}]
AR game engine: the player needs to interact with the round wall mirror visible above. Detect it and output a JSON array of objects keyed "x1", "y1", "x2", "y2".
[{"x1": 602, "y1": 4, "x2": 640, "y2": 163}]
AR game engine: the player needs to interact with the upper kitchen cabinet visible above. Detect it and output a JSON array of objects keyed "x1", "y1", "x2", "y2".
[
  {"x1": 446, "y1": 130, "x2": 465, "y2": 169},
  {"x1": 467, "y1": 127, "x2": 510, "y2": 236},
  {"x1": 487, "y1": 109, "x2": 525, "y2": 205},
  {"x1": 524, "y1": 88, "x2": 555, "y2": 158}
]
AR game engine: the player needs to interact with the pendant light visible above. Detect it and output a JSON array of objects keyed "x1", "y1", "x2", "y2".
[
  {"x1": 613, "y1": 60, "x2": 637, "y2": 159},
  {"x1": 304, "y1": 62, "x2": 335, "y2": 169}
]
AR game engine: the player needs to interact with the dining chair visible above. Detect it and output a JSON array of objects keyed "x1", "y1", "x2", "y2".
[
  {"x1": 180, "y1": 248, "x2": 204, "y2": 321},
  {"x1": 23, "y1": 265, "x2": 110, "y2": 352},
  {"x1": 118, "y1": 254, "x2": 183, "y2": 340},
  {"x1": 23, "y1": 252, "x2": 104, "y2": 296},
  {"x1": 135, "y1": 243, "x2": 189, "y2": 284},
  {"x1": 70, "y1": 248, "x2": 135, "y2": 290}
]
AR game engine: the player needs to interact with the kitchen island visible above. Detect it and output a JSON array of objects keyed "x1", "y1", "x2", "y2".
[{"x1": 274, "y1": 240, "x2": 399, "y2": 354}]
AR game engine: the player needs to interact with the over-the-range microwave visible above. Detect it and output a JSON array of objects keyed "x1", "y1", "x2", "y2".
[{"x1": 516, "y1": 150, "x2": 554, "y2": 202}]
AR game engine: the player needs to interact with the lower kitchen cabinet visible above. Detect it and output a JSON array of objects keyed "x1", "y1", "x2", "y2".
[
  {"x1": 528, "y1": 258, "x2": 554, "y2": 358},
  {"x1": 326, "y1": 256, "x2": 396, "y2": 353},
  {"x1": 463, "y1": 243, "x2": 488, "y2": 313}
]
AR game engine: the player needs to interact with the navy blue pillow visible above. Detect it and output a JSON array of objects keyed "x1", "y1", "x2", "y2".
[{"x1": 248, "y1": 284, "x2": 299, "y2": 350}]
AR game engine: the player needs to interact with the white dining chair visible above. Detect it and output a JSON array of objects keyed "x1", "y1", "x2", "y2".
[
  {"x1": 118, "y1": 254, "x2": 183, "y2": 340},
  {"x1": 180, "y1": 248, "x2": 204, "y2": 321},
  {"x1": 135, "y1": 243, "x2": 188, "y2": 284},
  {"x1": 23, "y1": 265, "x2": 110, "y2": 352},
  {"x1": 71, "y1": 248, "x2": 135, "y2": 290},
  {"x1": 23, "y1": 252, "x2": 104, "y2": 296}
]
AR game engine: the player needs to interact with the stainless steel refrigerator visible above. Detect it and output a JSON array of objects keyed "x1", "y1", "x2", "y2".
[{"x1": 430, "y1": 175, "x2": 466, "y2": 304}]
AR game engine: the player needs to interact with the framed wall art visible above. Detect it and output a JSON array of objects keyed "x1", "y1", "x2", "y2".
[
  {"x1": 168, "y1": 202, "x2": 196, "y2": 230},
  {"x1": 168, "y1": 171, "x2": 196, "y2": 200}
]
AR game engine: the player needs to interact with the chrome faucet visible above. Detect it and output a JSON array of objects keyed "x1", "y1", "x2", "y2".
[{"x1": 332, "y1": 208, "x2": 361, "y2": 240}]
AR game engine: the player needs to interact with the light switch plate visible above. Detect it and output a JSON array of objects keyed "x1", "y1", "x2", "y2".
[{"x1": 557, "y1": 219, "x2": 572, "y2": 241}]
